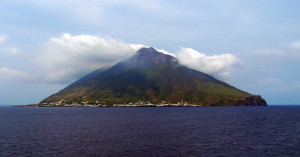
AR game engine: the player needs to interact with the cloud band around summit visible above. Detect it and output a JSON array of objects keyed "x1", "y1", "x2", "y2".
[{"x1": 0, "y1": 33, "x2": 242, "y2": 84}]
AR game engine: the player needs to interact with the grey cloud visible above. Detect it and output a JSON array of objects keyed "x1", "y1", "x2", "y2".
[{"x1": 0, "y1": 67, "x2": 28, "y2": 80}]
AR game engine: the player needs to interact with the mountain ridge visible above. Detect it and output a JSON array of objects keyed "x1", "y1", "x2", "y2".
[{"x1": 38, "y1": 47, "x2": 267, "y2": 106}]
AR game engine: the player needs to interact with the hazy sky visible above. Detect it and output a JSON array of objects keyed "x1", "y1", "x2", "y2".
[{"x1": 1, "y1": 0, "x2": 300, "y2": 105}]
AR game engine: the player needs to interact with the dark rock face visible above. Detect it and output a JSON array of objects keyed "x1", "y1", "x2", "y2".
[
  {"x1": 241, "y1": 95, "x2": 268, "y2": 106},
  {"x1": 211, "y1": 95, "x2": 267, "y2": 106}
]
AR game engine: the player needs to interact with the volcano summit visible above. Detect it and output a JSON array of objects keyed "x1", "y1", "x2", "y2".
[{"x1": 37, "y1": 47, "x2": 267, "y2": 107}]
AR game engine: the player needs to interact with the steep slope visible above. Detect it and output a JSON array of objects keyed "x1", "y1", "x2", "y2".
[{"x1": 40, "y1": 47, "x2": 267, "y2": 106}]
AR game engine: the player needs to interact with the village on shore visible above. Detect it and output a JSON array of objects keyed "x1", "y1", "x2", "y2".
[{"x1": 26, "y1": 99, "x2": 201, "y2": 107}]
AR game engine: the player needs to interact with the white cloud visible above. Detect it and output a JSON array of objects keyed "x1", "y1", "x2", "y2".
[
  {"x1": 0, "y1": 67, "x2": 28, "y2": 80},
  {"x1": 0, "y1": 33, "x2": 21, "y2": 56},
  {"x1": 9, "y1": 33, "x2": 241, "y2": 84},
  {"x1": 177, "y1": 47, "x2": 242, "y2": 78},
  {"x1": 0, "y1": 33, "x2": 9, "y2": 44},
  {"x1": 35, "y1": 33, "x2": 145, "y2": 83},
  {"x1": 290, "y1": 41, "x2": 300, "y2": 50},
  {"x1": 155, "y1": 48, "x2": 175, "y2": 57}
]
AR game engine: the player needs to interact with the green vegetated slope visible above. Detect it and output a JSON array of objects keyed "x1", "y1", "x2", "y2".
[{"x1": 41, "y1": 47, "x2": 267, "y2": 106}]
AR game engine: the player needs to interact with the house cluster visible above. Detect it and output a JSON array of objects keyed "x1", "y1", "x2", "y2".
[
  {"x1": 113, "y1": 100, "x2": 199, "y2": 107},
  {"x1": 33, "y1": 99, "x2": 200, "y2": 107}
]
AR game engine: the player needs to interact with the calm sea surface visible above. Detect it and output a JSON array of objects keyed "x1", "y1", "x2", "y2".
[{"x1": 0, "y1": 106, "x2": 299, "y2": 157}]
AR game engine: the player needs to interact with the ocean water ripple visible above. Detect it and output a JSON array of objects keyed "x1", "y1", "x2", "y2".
[{"x1": 0, "y1": 106, "x2": 299, "y2": 156}]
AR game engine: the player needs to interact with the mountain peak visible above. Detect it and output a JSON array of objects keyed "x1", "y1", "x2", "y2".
[
  {"x1": 136, "y1": 47, "x2": 161, "y2": 59},
  {"x1": 38, "y1": 47, "x2": 267, "y2": 107},
  {"x1": 129, "y1": 47, "x2": 176, "y2": 68},
  {"x1": 137, "y1": 47, "x2": 158, "y2": 55}
]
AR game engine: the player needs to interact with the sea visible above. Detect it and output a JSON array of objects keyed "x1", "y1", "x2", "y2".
[{"x1": 0, "y1": 106, "x2": 299, "y2": 157}]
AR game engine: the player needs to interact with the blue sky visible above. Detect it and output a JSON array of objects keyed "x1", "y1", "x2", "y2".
[{"x1": 0, "y1": 0, "x2": 300, "y2": 105}]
